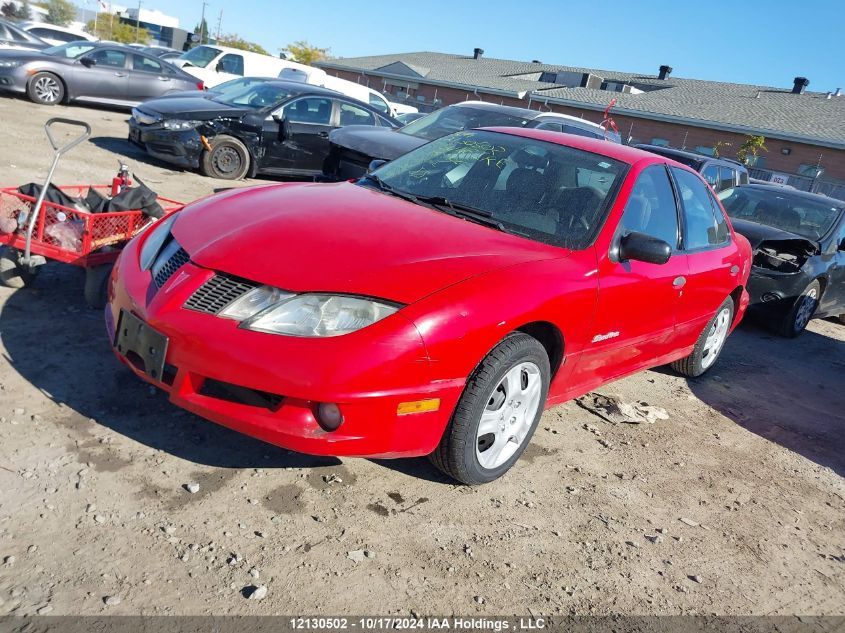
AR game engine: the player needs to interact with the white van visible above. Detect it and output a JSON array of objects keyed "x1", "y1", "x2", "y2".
[
  {"x1": 173, "y1": 45, "x2": 305, "y2": 88},
  {"x1": 278, "y1": 65, "x2": 398, "y2": 118}
]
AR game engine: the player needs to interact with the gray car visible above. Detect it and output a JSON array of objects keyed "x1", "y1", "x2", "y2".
[
  {"x1": 0, "y1": 41, "x2": 203, "y2": 107},
  {"x1": 0, "y1": 17, "x2": 49, "y2": 52}
]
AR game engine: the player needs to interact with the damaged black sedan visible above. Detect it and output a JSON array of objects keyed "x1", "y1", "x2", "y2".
[
  {"x1": 718, "y1": 184, "x2": 845, "y2": 337},
  {"x1": 128, "y1": 80, "x2": 398, "y2": 180}
]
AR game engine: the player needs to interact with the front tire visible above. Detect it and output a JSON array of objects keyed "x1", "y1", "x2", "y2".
[
  {"x1": 0, "y1": 248, "x2": 38, "y2": 288},
  {"x1": 779, "y1": 280, "x2": 820, "y2": 338},
  {"x1": 200, "y1": 135, "x2": 250, "y2": 180},
  {"x1": 84, "y1": 263, "x2": 113, "y2": 309},
  {"x1": 429, "y1": 333, "x2": 550, "y2": 485},
  {"x1": 27, "y1": 72, "x2": 64, "y2": 105},
  {"x1": 671, "y1": 296, "x2": 734, "y2": 378}
]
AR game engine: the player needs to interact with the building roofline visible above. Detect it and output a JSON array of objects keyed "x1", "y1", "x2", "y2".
[{"x1": 316, "y1": 60, "x2": 845, "y2": 151}]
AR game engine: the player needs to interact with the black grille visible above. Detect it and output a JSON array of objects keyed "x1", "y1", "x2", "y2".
[
  {"x1": 184, "y1": 273, "x2": 258, "y2": 315},
  {"x1": 199, "y1": 378, "x2": 284, "y2": 411},
  {"x1": 153, "y1": 246, "x2": 189, "y2": 288}
]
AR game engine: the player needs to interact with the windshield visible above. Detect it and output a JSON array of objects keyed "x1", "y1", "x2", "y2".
[
  {"x1": 178, "y1": 45, "x2": 221, "y2": 68},
  {"x1": 399, "y1": 106, "x2": 533, "y2": 141},
  {"x1": 209, "y1": 77, "x2": 270, "y2": 97},
  {"x1": 213, "y1": 82, "x2": 296, "y2": 109},
  {"x1": 43, "y1": 42, "x2": 97, "y2": 58},
  {"x1": 719, "y1": 187, "x2": 843, "y2": 241},
  {"x1": 365, "y1": 129, "x2": 627, "y2": 249}
]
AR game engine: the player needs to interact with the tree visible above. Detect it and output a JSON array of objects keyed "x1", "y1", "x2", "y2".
[
  {"x1": 44, "y1": 0, "x2": 75, "y2": 26},
  {"x1": 1, "y1": 0, "x2": 32, "y2": 19},
  {"x1": 282, "y1": 40, "x2": 330, "y2": 65},
  {"x1": 85, "y1": 15, "x2": 151, "y2": 44},
  {"x1": 736, "y1": 135, "x2": 768, "y2": 166},
  {"x1": 712, "y1": 140, "x2": 732, "y2": 159},
  {"x1": 193, "y1": 18, "x2": 209, "y2": 45},
  {"x1": 216, "y1": 33, "x2": 268, "y2": 55}
]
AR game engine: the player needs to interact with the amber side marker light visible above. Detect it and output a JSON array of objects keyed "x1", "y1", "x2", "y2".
[{"x1": 397, "y1": 399, "x2": 441, "y2": 416}]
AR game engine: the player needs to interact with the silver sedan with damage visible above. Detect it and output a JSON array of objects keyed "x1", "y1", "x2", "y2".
[{"x1": 0, "y1": 41, "x2": 203, "y2": 107}]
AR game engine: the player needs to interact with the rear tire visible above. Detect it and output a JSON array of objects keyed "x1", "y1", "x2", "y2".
[
  {"x1": 0, "y1": 248, "x2": 38, "y2": 289},
  {"x1": 779, "y1": 280, "x2": 820, "y2": 338},
  {"x1": 429, "y1": 332, "x2": 550, "y2": 485},
  {"x1": 27, "y1": 72, "x2": 64, "y2": 105},
  {"x1": 200, "y1": 135, "x2": 250, "y2": 180},
  {"x1": 671, "y1": 296, "x2": 734, "y2": 378},
  {"x1": 84, "y1": 263, "x2": 113, "y2": 309}
]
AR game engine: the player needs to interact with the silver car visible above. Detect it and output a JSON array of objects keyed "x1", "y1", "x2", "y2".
[{"x1": 0, "y1": 41, "x2": 203, "y2": 107}]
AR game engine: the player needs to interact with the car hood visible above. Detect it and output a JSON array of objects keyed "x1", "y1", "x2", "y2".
[
  {"x1": 730, "y1": 218, "x2": 819, "y2": 250},
  {"x1": 135, "y1": 96, "x2": 248, "y2": 120},
  {"x1": 328, "y1": 126, "x2": 427, "y2": 161},
  {"x1": 171, "y1": 182, "x2": 566, "y2": 304}
]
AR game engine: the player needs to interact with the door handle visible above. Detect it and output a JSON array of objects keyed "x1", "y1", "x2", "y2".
[
  {"x1": 673, "y1": 276, "x2": 686, "y2": 288},
  {"x1": 157, "y1": 76, "x2": 170, "y2": 81},
  {"x1": 114, "y1": 72, "x2": 126, "y2": 77}
]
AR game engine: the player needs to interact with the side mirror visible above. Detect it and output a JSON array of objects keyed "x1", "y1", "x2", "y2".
[
  {"x1": 368, "y1": 159, "x2": 388, "y2": 173},
  {"x1": 215, "y1": 60, "x2": 225, "y2": 72},
  {"x1": 272, "y1": 114, "x2": 288, "y2": 140},
  {"x1": 80, "y1": 57, "x2": 96, "y2": 68},
  {"x1": 618, "y1": 231, "x2": 672, "y2": 265}
]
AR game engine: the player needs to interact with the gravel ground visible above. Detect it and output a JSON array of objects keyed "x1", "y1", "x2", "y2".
[{"x1": 0, "y1": 97, "x2": 843, "y2": 617}]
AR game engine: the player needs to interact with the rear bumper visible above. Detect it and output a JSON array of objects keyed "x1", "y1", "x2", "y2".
[
  {"x1": 106, "y1": 238, "x2": 463, "y2": 458},
  {"x1": 128, "y1": 120, "x2": 202, "y2": 169}
]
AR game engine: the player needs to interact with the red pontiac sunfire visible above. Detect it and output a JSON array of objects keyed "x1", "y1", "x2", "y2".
[{"x1": 107, "y1": 127, "x2": 751, "y2": 484}]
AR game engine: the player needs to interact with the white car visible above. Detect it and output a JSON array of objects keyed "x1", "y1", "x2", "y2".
[
  {"x1": 278, "y1": 64, "x2": 397, "y2": 118},
  {"x1": 18, "y1": 21, "x2": 96, "y2": 46},
  {"x1": 172, "y1": 45, "x2": 309, "y2": 88}
]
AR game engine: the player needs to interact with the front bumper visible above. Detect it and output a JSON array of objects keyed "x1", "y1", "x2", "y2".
[
  {"x1": 745, "y1": 267, "x2": 810, "y2": 316},
  {"x1": 106, "y1": 236, "x2": 463, "y2": 458},
  {"x1": 128, "y1": 119, "x2": 203, "y2": 169},
  {"x1": 0, "y1": 67, "x2": 28, "y2": 94}
]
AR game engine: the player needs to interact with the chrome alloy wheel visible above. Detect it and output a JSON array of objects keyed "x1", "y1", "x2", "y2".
[
  {"x1": 475, "y1": 362, "x2": 542, "y2": 469},
  {"x1": 701, "y1": 306, "x2": 731, "y2": 370},
  {"x1": 794, "y1": 287, "x2": 818, "y2": 332},
  {"x1": 33, "y1": 76, "x2": 61, "y2": 103}
]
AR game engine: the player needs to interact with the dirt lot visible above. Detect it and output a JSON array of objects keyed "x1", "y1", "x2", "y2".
[{"x1": 0, "y1": 97, "x2": 843, "y2": 618}]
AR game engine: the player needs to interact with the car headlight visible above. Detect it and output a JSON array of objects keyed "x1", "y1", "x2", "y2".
[
  {"x1": 219, "y1": 286, "x2": 294, "y2": 321},
  {"x1": 0, "y1": 60, "x2": 21, "y2": 68},
  {"x1": 240, "y1": 293, "x2": 399, "y2": 337},
  {"x1": 139, "y1": 212, "x2": 179, "y2": 271},
  {"x1": 162, "y1": 119, "x2": 201, "y2": 131}
]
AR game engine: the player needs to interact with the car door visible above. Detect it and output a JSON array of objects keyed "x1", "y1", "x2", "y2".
[
  {"x1": 74, "y1": 48, "x2": 129, "y2": 100},
  {"x1": 577, "y1": 164, "x2": 690, "y2": 382},
  {"x1": 262, "y1": 96, "x2": 336, "y2": 174},
  {"x1": 818, "y1": 215, "x2": 845, "y2": 314},
  {"x1": 669, "y1": 166, "x2": 742, "y2": 345},
  {"x1": 126, "y1": 53, "x2": 173, "y2": 101},
  {"x1": 213, "y1": 52, "x2": 244, "y2": 83}
]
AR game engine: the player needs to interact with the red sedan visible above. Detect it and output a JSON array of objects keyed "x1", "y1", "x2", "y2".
[{"x1": 107, "y1": 127, "x2": 751, "y2": 484}]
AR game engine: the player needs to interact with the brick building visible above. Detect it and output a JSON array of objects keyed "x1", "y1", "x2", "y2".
[{"x1": 315, "y1": 50, "x2": 845, "y2": 195}]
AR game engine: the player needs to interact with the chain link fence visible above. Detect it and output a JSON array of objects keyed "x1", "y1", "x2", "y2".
[{"x1": 748, "y1": 168, "x2": 845, "y2": 202}]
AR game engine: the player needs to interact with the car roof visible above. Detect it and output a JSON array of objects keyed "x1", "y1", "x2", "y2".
[
  {"x1": 730, "y1": 183, "x2": 844, "y2": 207},
  {"x1": 20, "y1": 21, "x2": 91, "y2": 36},
  {"x1": 482, "y1": 126, "x2": 672, "y2": 165},
  {"x1": 261, "y1": 79, "x2": 347, "y2": 98},
  {"x1": 636, "y1": 144, "x2": 747, "y2": 169},
  {"x1": 450, "y1": 100, "x2": 553, "y2": 121}
]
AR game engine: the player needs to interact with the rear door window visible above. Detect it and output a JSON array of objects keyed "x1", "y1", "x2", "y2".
[
  {"x1": 339, "y1": 101, "x2": 376, "y2": 126},
  {"x1": 133, "y1": 55, "x2": 163, "y2": 73}
]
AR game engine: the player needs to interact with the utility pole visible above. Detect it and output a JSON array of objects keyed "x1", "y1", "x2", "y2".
[
  {"x1": 215, "y1": 9, "x2": 222, "y2": 40},
  {"x1": 135, "y1": 0, "x2": 142, "y2": 43},
  {"x1": 199, "y1": 1, "x2": 208, "y2": 44}
]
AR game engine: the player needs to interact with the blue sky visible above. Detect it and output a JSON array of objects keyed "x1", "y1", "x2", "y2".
[{"x1": 165, "y1": 0, "x2": 843, "y2": 91}]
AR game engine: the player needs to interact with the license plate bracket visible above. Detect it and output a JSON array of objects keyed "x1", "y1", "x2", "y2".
[{"x1": 114, "y1": 309, "x2": 169, "y2": 381}]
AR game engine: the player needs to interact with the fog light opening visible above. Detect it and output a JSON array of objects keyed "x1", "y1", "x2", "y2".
[{"x1": 316, "y1": 403, "x2": 344, "y2": 431}]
